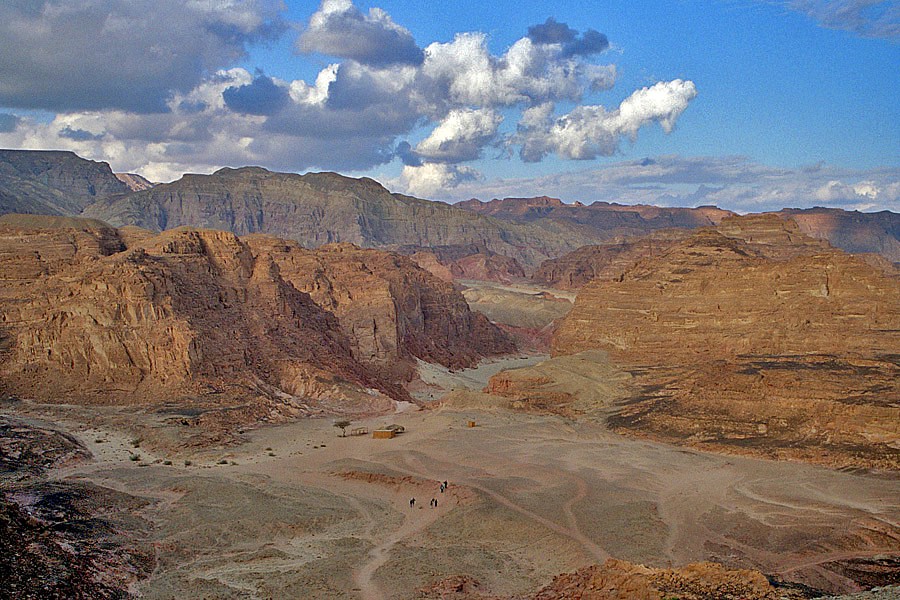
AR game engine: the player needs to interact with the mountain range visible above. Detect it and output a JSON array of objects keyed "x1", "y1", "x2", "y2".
[{"x1": 3, "y1": 149, "x2": 895, "y2": 269}]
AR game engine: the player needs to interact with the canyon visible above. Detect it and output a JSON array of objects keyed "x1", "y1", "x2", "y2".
[{"x1": 0, "y1": 149, "x2": 897, "y2": 599}]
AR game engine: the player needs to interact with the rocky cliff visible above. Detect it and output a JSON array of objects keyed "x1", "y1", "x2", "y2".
[
  {"x1": 397, "y1": 244, "x2": 527, "y2": 283},
  {"x1": 114, "y1": 172, "x2": 155, "y2": 192},
  {"x1": 532, "y1": 230, "x2": 692, "y2": 289},
  {"x1": 0, "y1": 219, "x2": 512, "y2": 419},
  {"x1": 0, "y1": 149, "x2": 128, "y2": 216},
  {"x1": 81, "y1": 167, "x2": 590, "y2": 267},
  {"x1": 244, "y1": 237, "x2": 514, "y2": 381},
  {"x1": 549, "y1": 216, "x2": 900, "y2": 468},
  {"x1": 532, "y1": 213, "x2": 877, "y2": 290},
  {"x1": 777, "y1": 207, "x2": 900, "y2": 265},
  {"x1": 457, "y1": 196, "x2": 733, "y2": 245}
]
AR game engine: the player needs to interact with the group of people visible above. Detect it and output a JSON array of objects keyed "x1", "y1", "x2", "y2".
[{"x1": 409, "y1": 480, "x2": 449, "y2": 509}]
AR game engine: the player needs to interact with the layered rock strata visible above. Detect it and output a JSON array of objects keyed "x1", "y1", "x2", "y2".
[
  {"x1": 0, "y1": 219, "x2": 512, "y2": 417},
  {"x1": 549, "y1": 218, "x2": 899, "y2": 468},
  {"x1": 245, "y1": 237, "x2": 515, "y2": 381},
  {"x1": 0, "y1": 149, "x2": 128, "y2": 216},
  {"x1": 82, "y1": 167, "x2": 590, "y2": 267}
]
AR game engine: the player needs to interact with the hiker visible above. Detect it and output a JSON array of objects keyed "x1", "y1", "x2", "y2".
[
  {"x1": 433, "y1": 498, "x2": 438, "y2": 508},
  {"x1": 439, "y1": 483, "x2": 445, "y2": 493},
  {"x1": 410, "y1": 498, "x2": 415, "y2": 508}
]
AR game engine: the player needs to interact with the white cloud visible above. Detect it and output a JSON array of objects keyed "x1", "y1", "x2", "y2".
[
  {"x1": 0, "y1": 1, "x2": 697, "y2": 189},
  {"x1": 414, "y1": 109, "x2": 502, "y2": 163},
  {"x1": 397, "y1": 163, "x2": 483, "y2": 197},
  {"x1": 415, "y1": 33, "x2": 617, "y2": 116},
  {"x1": 517, "y1": 80, "x2": 698, "y2": 162},
  {"x1": 431, "y1": 155, "x2": 900, "y2": 213},
  {"x1": 298, "y1": 0, "x2": 424, "y2": 67}
]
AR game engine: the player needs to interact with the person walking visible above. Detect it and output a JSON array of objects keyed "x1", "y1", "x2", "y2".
[{"x1": 410, "y1": 497, "x2": 415, "y2": 508}]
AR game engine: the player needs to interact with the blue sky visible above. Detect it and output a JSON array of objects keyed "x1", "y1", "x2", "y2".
[{"x1": 0, "y1": 0, "x2": 897, "y2": 211}]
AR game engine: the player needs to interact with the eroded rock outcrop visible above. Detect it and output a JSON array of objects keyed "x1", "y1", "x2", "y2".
[
  {"x1": 417, "y1": 558, "x2": 812, "y2": 599},
  {"x1": 0, "y1": 222, "x2": 512, "y2": 419},
  {"x1": 399, "y1": 244, "x2": 527, "y2": 283},
  {"x1": 0, "y1": 214, "x2": 126, "y2": 283},
  {"x1": 532, "y1": 230, "x2": 691, "y2": 290},
  {"x1": 0, "y1": 227, "x2": 401, "y2": 411},
  {"x1": 82, "y1": 167, "x2": 589, "y2": 267},
  {"x1": 245, "y1": 237, "x2": 514, "y2": 381},
  {"x1": 0, "y1": 149, "x2": 128, "y2": 216},
  {"x1": 550, "y1": 217, "x2": 900, "y2": 468}
]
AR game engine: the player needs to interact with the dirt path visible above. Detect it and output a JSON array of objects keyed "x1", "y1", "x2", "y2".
[
  {"x1": 397, "y1": 452, "x2": 611, "y2": 564},
  {"x1": 16, "y1": 407, "x2": 898, "y2": 598},
  {"x1": 353, "y1": 494, "x2": 445, "y2": 600}
]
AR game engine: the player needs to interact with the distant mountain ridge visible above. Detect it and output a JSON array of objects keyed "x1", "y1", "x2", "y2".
[
  {"x1": 79, "y1": 166, "x2": 595, "y2": 267},
  {"x1": 459, "y1": 194, "x2": 900, "y2": 265},
  {"x1": 1, "y1": 149, "x2": 897, "y2": 267},
  {"x1": 0, "y1": 149, "x2": 128, "y2": 216}
]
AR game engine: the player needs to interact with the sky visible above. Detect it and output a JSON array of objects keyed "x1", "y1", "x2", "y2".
[{"x1": 0, "y1": 0, "x2": 897, "y2": 212}]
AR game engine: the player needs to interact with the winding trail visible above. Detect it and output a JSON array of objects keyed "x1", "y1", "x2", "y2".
[
  {"x1": 353, "y1": 497, "x2": 443, "y2": 600},
  {"x1": 398, "y1": 453, "x2": 610, "y2": 564}
]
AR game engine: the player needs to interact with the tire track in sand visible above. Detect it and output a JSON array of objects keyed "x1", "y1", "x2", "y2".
[
  {"x1": 351, "y1": 475, "x2": 445, "y2": 600},
  {"x1": 400, "y1": 454, "x2": 609, "y2": 564}
]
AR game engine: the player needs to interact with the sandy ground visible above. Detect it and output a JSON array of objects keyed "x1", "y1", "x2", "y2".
[
  {"x1": 9, "y1": 389, "x2": 890, "y2": 599},
  {"x1": 411, "y1": 355, "x2": 548, "y2": 402}
]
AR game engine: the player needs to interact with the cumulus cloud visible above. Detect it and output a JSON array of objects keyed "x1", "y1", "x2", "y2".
[
  {"x1": 298, "y1": 0, "x2": 424, "y2": 67},
  {"x1": 784, "y1": 0, "x2": 899, "y2": 39},
  {"x1": 0, "y1": 1, "x2": 697, "y2": 192},
  {"x1": 398, "y1": 163, "x2": 483, "y2": 197},
  {"x1": 517, "y1": 80, "x2": 698, "y2": 162},
  {"x1": 413, "y1": 109, "x2": 503, "y2": 163},
  {"x1": 416, "y1": 33, "x2": 617, "y2": 115},
  {"x1": 527, "y1": 17, "x2": 610, "y2": 57},
  {"x1": 0, "y1": 113, "x2": 20, "y2": 133},
  {"x1": 0, "y1": 0, "x2": 284, "y2": 113},
  {"x1": 223, "y1": 75, "x2": 290, "y2": 116},
  {"x1": 59, "y1": 126, "x2": 104, "y2": 142}
]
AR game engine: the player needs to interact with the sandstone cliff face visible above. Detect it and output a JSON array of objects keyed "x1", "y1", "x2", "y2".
[
  {"x1": 0, "y1": 150, "x2": 128, "y2": 216},
  {"x1": 0, "y1": 214, "x2": 126, "y2": 283},
  {"x1": 0, "y1": 221, "x2": 512, "y2": 416},
  {"x1": 82, "y1": 167, "x2": 588, "y2": 267},
  {"x1": 0, "y1": 227, "x2": 403, "y2": 409},
  {"x1": 244, "y1": 237, "x2": 514, "y2": 380},
  {"x1": 459, "y1": 196, "x2": 900, "y2": 266},
  {"x1": 114, "y1": 172, "x2": 155, "y2": 192},
  {"x1": 532, "y1": 230, "x2": 691, "y2": 290},
  {"x1": 399, "y1": 244, "x2": 527, "y2": 283},
  {"x1": 533, "y1": 214, "x2": 840, "y2": 290},
  {"x1": 550, "y1": 216, "x2": 900, "y2": 468},
  {"x1": 779, "y1": 207, "x2": 900, "y2": 265},
  {"x1": 457, "y1": 196, "x2": 733, "y2": 244}
]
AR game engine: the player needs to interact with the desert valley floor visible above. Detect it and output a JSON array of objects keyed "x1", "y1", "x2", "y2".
[
  {"x1": 5, "y1": 351, "x2": 898, "y2": 599},
  {"x1": 0, "y1": 152, "x2": 898, "y2": 598}
]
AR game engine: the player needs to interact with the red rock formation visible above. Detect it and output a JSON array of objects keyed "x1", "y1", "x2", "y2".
[
  {"x1": 401, "y1": 244, "x2": 527, "y2": 283},
  {"x1": 0, "y1": 227, "x2": 403, "y2": 410},
  {"x1": 532, "y1": 230, "x2": 691, "y2": 290},
  {"x1": 417, "y1": 558, "x2": 801, "y2": 599},
  {"x1": 777, "y1": 207, "x2": 900, "y2": 264},
  {"x1": 0, "y1": 220, "x2": 512, "y2": 417},
  {"x1": 551, "y1": 217, "x2": 900, "y2": 468},
  {"x1": 245, "y1": 238, "x2": 515, "y2": 381}
]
